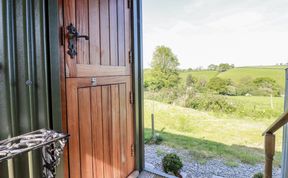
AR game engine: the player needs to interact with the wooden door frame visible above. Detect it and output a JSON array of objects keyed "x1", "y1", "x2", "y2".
[{"x1": 55, "y1": 0, "x2": 144, "y2": 177}]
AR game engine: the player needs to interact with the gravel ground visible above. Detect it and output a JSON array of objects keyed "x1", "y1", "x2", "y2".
[{"x1": 145, "y1": 144, "x2": 281, "y2": 178}]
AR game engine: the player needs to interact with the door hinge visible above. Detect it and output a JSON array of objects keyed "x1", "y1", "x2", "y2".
[
  {"x1": 129, "y1": 50, "x2": 133, "y2": 64},
  {"x1": 128, "y1": 0, "x2": 132, "y2": 9},
  {"x1": 129, "y1": 91, "x2": 134, "y2": 104},
  {"x1": 131, "y1": 144, "x2": 135, "y2": 157}
]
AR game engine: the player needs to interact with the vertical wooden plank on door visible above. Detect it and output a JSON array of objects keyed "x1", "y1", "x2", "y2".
[
  {"x1": 100, "y1": 0, "x2": 110, "y2": 65},
  {"x1": 89, "y1": 0, "x2": 101, "y2": 65},
  {"x1": 64, "y1": 0, "x2": 77, "y2": 77},
  {"x1": 91, "y1": 87, "x2": 104, "y2": 178},
  {"x1": 109, "y1": 0, "x2": 118, "y2": 66},
  {"x1": 111, "y1": 85, "x2": 121, "y2": 178},
  {"x1": 76, "y1": 0, "x2": 89, "y2": 64},
  {"x1": 102, "y1": 86, "x2": 113, "y2": 178},
  {"x1": 117, "y1": 0, "x2": 125, "y2": 66},
  {"x1": 126, "y1": 80, "x2": 135, "y2": 173},
  {"x1": 119, "y1": 83, "x2": 128, "y2": 177},
  {"x1": 66, "y1": 80, "x2": 81, "y2": 178},
  {"x1": 78, "y1": 88, "x2": 93, "y2": 178},
  {"x1": 124, "y1": 0, "x2": 131, "y2": 67}
]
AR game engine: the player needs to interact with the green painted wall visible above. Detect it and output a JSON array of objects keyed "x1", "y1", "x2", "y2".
[{"x1": 0, "y1": 0, "x2": 62, "y2": 177}]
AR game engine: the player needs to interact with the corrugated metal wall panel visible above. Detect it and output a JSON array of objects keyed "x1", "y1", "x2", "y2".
[{"x1": 0, "y1": 0, "x2": 51, "y2": 177}]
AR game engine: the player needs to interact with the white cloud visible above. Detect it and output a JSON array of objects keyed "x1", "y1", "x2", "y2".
[{"x1": 143, "y1": 0, "x2": 288, "y2": 69}]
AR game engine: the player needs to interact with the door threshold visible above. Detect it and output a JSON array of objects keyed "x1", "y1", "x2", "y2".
[{"x1": 127, "y1": 170, "x2": 140, "y2": 178}]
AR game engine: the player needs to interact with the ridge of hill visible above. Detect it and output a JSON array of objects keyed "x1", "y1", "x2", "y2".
[{"x1": 144, "y1": 65, "x2": 287, "y2": 88}]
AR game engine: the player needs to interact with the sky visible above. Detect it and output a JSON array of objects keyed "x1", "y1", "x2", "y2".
[{"x1": 142, "y1": 0, "x2": 288, "y2": 69}]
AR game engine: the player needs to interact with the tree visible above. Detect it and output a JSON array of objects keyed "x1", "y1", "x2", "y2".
[
  {"x1": 252, "y1": 77, "x2": 281, "y2": 96},
  {"x1": 218, "y1": 63, "x2": 234, "y2": 72},
  {"x1": 186, "y1": 74, "x2": 197, "y2": 87},
  {"x1": 208, "y1": 64, "x2": 218, "y2": 71},
  {"x1": 149, "y1": 46, "x2": 180, "y2": 90},
  {"x1": 207, "y1": 77, "x2": 232, "y2": 95},
  {"x1": 187, "y1": 68, "x2": 193, "y2": 72}
]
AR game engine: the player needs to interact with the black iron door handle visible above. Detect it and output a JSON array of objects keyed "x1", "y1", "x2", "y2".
[{"x1": 67, "y1": 23, "x2": 89, "y2": 58}]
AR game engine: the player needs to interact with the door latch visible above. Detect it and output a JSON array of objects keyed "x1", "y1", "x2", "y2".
[
  {"x1": 91, "y1": 78, "x2": 97, "y2": 86},
  {"x1": 67, "y1": 23, "x2": 89, "y2": 58}
]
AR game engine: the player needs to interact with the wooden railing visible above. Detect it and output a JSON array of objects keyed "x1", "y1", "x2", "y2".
[{"x1": 263, "y1": 111, "x2": 288, "y2": 178}]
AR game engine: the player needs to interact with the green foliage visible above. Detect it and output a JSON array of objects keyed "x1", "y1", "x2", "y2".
[
  {"x1": 156, "y1": 149, "x2": 166, "y2": 156},
  {"x1": 145, "y1": 133, "x2": 164, "y2": 145},
  {"x1": 252, "y1": 77, "x2": 281, "y2": 96},
  {"x1": 194, "y1": 79, "x2": 208, "y2": 93},
  {"x1": 144, "y1": 100, "x2": 283, "y2": 165},
  {"x1": 207, "y1": 77, "x2": 233, "y2": 95},
  {"x1": 217, "y1": 67, "x2": 285, "y2": 90},
  {"x1": 145, "y1": 65, "x2": 285, "y2": 95},
  {"x1": 145, "y1": 87, "x2": 185, "y2": 104},
  {"x1": 218, "y1": 63, "x2": 234, "y2": 72},
  {"x1": 185, "y1": 74, "x2": 197, "y2": 87},
  {"x1": 235, "y1": 77, "x2": 281, "y2": 97},
  {"x1": 252, "y1": 172, "x2": 264, "y2": 178},
  {"x1": 187, "y1": 68, "x2": 193, "y2": 72},
  {"x1": 149, "y1": 46, "x2": 180, "y2": 90},
  {"x1": 208, "y1": 64, "x2": 218, "y2": 71},
  {"x1": 162, "y1": 153, "x2": 183, "y2": 176},
  {"x1": 185, "y1": 94, "x2": 236, "y2": 113},
  {"x1": 224, "y1": 160, "x2": 239, "y2": 167}
]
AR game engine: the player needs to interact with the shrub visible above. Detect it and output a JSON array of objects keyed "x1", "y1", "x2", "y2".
[
  {"x1": 186, "y1": 74, "x2": 197, "y2": 87},
  {"x1": 145, "y1": 87, "x2": 186, "y2": 104},
  {"x1": 207, "y1": 77, "x2": 233, "y2": 95},
  {"x1": 252, "y1": 77, "x2": 281, "y2": 96},
  {"x1": 146, "y1": 133, "x2": 164, "y2": 145},
  {"x1": 144, "y1": 80, "x2": 150, "y2": 89},
  {"x1": 185, "y1": 94, "x2": 236, "y2": 114},
  {"x1": 195, "y1": 79, "x2": 208, "y2": 93},
  {"x1": 252, "y1": 172, "x2": 263, "y2": 178},
  {"x1": 218, "y1": 63, "x2": 234, "y2": 72},
  {"x1": 162, "y1": 153, "x2": 183, "y2": 176}
]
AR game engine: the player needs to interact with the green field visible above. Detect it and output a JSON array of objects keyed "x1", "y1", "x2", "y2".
[
  {"x1": 144, "y1": 65, "x2": 286, "y2": 165},
  {"x1": 144, "y1": 66, "x2": 286, "y2": 89},
  {"x1": 218, "y1": 68, "x2": 285, "y2": 89},
  {"x1": 224, "y1": 95, "x2": 284, "y2": 119},
  {"x1": 144, "y1": 99, "x2": 283, "y2": 165}
]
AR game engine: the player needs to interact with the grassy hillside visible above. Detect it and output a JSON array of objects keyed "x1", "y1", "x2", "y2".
[
  {"x1": 144, "y1": 65, "x2": 286, "y2": 89},
  {"x1": 218, "y1": 67, "x2": 285, "y2": 89},
  {"x1": 144, "y1": 99, "x2": 282, "y2": 165}
]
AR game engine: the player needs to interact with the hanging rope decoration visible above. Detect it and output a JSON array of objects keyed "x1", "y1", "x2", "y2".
[{"x1": 0, "y1": 129, "x2": 69, "y2": 178}]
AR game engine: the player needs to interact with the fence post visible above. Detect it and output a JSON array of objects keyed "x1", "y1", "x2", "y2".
[
  {"x1": 265, "y1": 133, "x2": 275, "y2": 178},
  {"x1": 151, "y1": 113, "x2": 155, "y2": 138},
  {"x1": 281, "y1": 68, "x2": 288, "y2": 178}
]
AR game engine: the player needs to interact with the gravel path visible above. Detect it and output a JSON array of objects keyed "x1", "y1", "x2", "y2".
[{"x1": 145, "y1": 144, "x2": 281, "y2": 178}]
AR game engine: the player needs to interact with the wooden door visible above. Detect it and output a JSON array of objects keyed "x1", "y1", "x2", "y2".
[
  {"x1": 66, "y1": 77, "x2": 134, "y2": 178},
  {"x1": 63, "y1": 0, "x2": 132, "y2": 77},
  {"x1": 61, "y1": 0, "x2": 135, "y2": 177}
]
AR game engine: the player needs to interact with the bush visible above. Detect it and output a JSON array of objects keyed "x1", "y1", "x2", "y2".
[
  {"x1": 145, "y1": 87, "x2": 186, "y2": 104},
  {"x1": 186, "y1": 74, "x2": 197, "y2": 87},
  {"x1": 145, "y1": 133, "x2": 163, "y2": 145},
  {"x1": 207, "y1": 77, "x2": 233, "y2": 95},
  {"x1": 162, "y1": 153, "x2": 183, "y2": 176},
  {"x1": 252, "y1": 172, "x2": 263, "y2": 178},
  {"x1": 185, "y1": 94, "x2": 236, "y2": 114}
]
